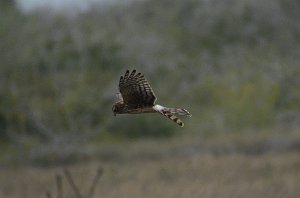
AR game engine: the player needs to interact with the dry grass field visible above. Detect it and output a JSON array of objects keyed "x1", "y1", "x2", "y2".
[{"x1": 1, "y1": 133, "x2": 300, "y2": 198}]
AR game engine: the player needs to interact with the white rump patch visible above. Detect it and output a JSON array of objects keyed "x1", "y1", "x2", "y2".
[
  {"x1": 153, "y1": 104, "x2": 165, "y2": 111},
  {"x1": 115, "y1": 93, "x2": 123, "y2": 102}
]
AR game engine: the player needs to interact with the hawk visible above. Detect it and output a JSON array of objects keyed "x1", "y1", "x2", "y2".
[{"x1": 112, "y1": 69, "x2": 191, "y2": 127}]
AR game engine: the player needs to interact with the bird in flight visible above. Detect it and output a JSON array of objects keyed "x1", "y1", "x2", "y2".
[{"x1": 112, "y1": 69, "x2": 191, "y2": 127}]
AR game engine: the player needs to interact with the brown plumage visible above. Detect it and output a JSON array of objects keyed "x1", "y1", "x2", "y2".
[{"x1": 112, "y1": 69, "x2": 191, "y2": 127}]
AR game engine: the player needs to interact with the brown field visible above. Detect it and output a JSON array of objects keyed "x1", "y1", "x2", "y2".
[{"x1": 1, "y1": 135, "x2": 300, "y2": 198}]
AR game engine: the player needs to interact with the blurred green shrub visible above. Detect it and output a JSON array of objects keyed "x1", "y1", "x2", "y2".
[
  {"x1": 221, "y1": 82, "x2": 279, "y2": 129},
  {"x1": 1, "y1": 0, "x2": 300, "y2": 164},
  {"x1": 107, "y1": 115, "x2": 177, "y2": 139}
]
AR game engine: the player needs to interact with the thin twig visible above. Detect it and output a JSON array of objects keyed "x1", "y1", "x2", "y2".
[
  {"x1": 56, "y1": 174, "x2": 63, "y2": 198},
  {"x1": 63, "y1": 168, "x2": 83, "y2": 198},
  {"x1": 86, "y1": 167, "x2": 103, "y2": 198}
]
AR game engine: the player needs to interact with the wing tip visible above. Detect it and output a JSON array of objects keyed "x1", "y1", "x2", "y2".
[
  {"x1": 125, "y1": 68, "x2": 141, "y2": 77},
  {"x1": 131, "y1": 69, "x2": 137, "y2": 76}
]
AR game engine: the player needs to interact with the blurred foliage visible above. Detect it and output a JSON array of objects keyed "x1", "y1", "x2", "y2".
[
  {"x1": 108, "y1": 115, "x2": 177, "y2": 139},
  {"x1": 0, "y1": 0, "x2": 15, "y2": 9},
  {"x1": 1, "y1": 0, "x2": 300, "y2": 164}
]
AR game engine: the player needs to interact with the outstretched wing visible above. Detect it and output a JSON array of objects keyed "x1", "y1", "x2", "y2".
[{"x1": 119, "y1": 69, "x2": 156, "y2": 108}]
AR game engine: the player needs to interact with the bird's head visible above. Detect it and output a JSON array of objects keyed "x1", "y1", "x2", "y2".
[
  {"x1": 112, "y1": 102, "x2": 124, "y2": 116},
  {"x1": 112, "y1": 104, "x2": 118, "y2": 116}
]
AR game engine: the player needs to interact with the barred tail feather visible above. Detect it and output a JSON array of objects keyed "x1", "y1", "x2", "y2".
[
  {"x1": 153, "y1": 104, "x2": 190, "y2": 127},
  {"x1": 160, "y1": 110, "x2": 184, "y2": 127},
  {"x1": 166, "y1": 108, "x2": 192, "y2": 117}
]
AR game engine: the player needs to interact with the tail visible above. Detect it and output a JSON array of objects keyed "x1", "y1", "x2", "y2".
[
  {"x1": 153, "y1": 105, "x2": 191, "y2": 127},
  {"x1": 164, "y1": 107, "x2": 192, "y2": 117}
]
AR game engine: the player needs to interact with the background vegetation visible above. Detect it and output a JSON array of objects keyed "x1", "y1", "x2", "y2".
[
  {"x1": 0, "y1": 0, "x2": 300, "y2": 166},
  {"x1": 1, "y1": 1, "x2": 300, "y2": 197}
]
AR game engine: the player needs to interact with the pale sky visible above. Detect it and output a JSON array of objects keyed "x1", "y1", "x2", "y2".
[{"x1": 16, "y1": 0, "x2": 125, "y2": 12}]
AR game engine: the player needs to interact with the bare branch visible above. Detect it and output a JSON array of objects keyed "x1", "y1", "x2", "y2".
[
  {"x1": 86, "y1": 167, "x2": 103, "y2": 198},
  {"x1": 63, "y1": 168, "x2": 83, "y2": 198},
  {"x1": 56, "y1": 174, "x2": 63, "y2": 198}
]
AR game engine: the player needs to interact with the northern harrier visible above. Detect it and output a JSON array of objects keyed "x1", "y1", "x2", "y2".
[{"x1": 112, "y1": 69, "x2": 191, "y2": 127}]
